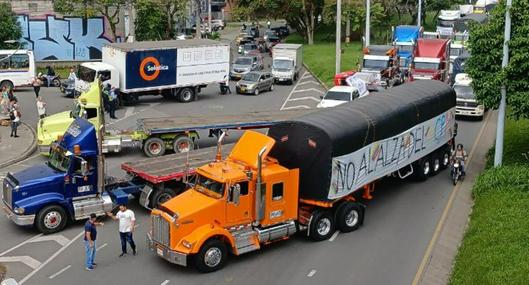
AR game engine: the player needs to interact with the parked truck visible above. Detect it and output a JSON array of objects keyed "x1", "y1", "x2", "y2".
[
  {"x1": 392, "y1": 25, "x2": 422, "y2": 67},
  {"x1": 147, "y1": 80, "x2": 457, "y2": 272},
  {"x1": 271, "y1": 44, "x2": 303, "y2": 84},
  {"x1": 38, "y1": 81, "x2": 311, "y2": 157},
  {"x1": 412, "y1": 39, "x2": 450, "y2": 82},
  {"x1": 75, "y1": 39, "x2": 230, "y2": 105},
  {"x1": 436, "y1": 10, "x2": 461, "y2": 38},
  {"x1": 361, "y1": 45, "x2": 402, "y2": 88},
  {"x1": 453, "y1": 73, "x2": 484, "y2": 119}
]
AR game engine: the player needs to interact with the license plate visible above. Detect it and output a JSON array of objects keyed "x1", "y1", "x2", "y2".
[
  {"x1": 241, "y1": 87, "x2": 246, "y2": 91},
  {"x1": 157, "y1": 247, "x2": 164, "y2": 256},
  {"x1": 279, "y1": 78, "x2": 286, "y2": 81}
]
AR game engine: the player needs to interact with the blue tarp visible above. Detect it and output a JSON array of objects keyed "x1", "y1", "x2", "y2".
[{"x1": 394, "y1": 25, "x2": 421, "y2": 43}]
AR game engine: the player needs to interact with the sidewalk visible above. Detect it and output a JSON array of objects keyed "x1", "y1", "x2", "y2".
[{"x1": 0, "y1": 119, "x2": 37, "y2": 169}]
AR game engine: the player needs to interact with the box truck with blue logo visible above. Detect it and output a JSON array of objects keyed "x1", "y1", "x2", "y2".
[{"x1": 75, "y1": 39, "x2": 230, "y2": 105}]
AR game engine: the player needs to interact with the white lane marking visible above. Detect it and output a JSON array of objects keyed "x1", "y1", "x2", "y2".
[
  {"x1": 96, "y1": 243, "x2": 108, "y2": 252},
  {"x1": 292, "y1": 88, "x2": 325, "y2": 95},
  {"x1": 280, "y1": 71, "x2": 307, "y2": 110},
  {"x1": 19, "y1": 230, "x2": 85, "y2": 285},
  {"x1": 287, "y1": 96, "x2": 320, "y2": 103},
  {"x1": 48, "y1": 265, "x2": 71, "y2": 279},
  {"x1": 0, "y1": 234, "x2": 43, "y2": 256},
  {"x1": 307, "y1": 269, "x2": 317, "y2": 277},
  {"x1": 0, "y1": 256, "x2": 41, "y2": 269},
  {"x1": 301, "y1": 73, "x2": 312, "y2": 79},
  {"x1": 282, "y1": 105, "x2": 311, "y2": 110},
  {"x1": 329, "y1": 231, "x2": 339, "y2": 242},
  {"x1": 161, "y1": 280, "x2": 170, "y2": 285},
  {"x1": 296, "y1": 80, "x2": 320, "y2": 87},
  {"x1": 29, "y1": 234, "x2": 70, "y2": 247},
  {"x1": 124, "y1": 107, "x2": 135, "y2": 118}
]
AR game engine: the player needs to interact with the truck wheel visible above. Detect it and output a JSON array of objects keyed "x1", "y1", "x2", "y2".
[
  {"x1": 173, "y1": 136, "x2": 194, "y2": 153},
  {"x1": 413, "y1": 158, "x2": 431, "y2": 181},
  {"x1": 309, "y1": 210, "x2": 335, "y2": 241},
  {"x1": 150, "y1": 187, "x2": 177, "y2": 208},
  {"x1": 194, "y1": 239, "x2": 227, "y2": 273},
  {"x1": 335, "y1": 202, "x2": 363, "y2": 233},
  {"x1": 440, "y1": 147, "x2": 451, "y2": 170},
  {"x1": 143, "y1": 137, "x2": 166, "y2": 157},
  {"x1": 36, "y1": 205, "x2": 68, "y2": 234},
  {"x1": 430, "y1": 155, "x2": 441, "y2": 176},
  {"x1": 178, "y1": 88, "x2": 194, "y2": 103}
]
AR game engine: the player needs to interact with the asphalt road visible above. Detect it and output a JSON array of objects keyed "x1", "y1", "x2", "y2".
[{"x1": 0, "y1": 25, "x2": 490, "y2": 285}]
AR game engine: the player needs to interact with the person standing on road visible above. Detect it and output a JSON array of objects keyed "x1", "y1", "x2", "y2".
[
  {"x1": 9, "y1": 103, "x2": 20, "y2": 138},
  {"x1": 84, "y1": 213, "x2": 103, "y2": 271},
  {"x1": 107, "y1": 204, "x2": 137, "y2": 257},
  {"x1": 36, "y1": 96, "x2": 47, "y2": 119},
  {"x1": 68, "y1": 68, "x2": 77, "y2": 81},
  {"x1": 1, "y1": 86, "x2": 9, "y2": 114},
  {"x1": 108, "y1": 86, "x2": 117, "y2": 119},
  {"x1": 31, "y1": 75, "x2": 42, "y2": 98}
]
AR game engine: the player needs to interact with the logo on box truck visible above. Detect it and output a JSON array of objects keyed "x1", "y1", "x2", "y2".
[
  {"x1": 126, "y1": 50, "x2": 176, "y2": 89},
  {"x1": 140, "y1": 56, "x2": 169, "y2": 81}
]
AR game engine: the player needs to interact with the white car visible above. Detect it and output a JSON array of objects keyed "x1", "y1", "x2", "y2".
[{"x1": 317, "y1": 86, "x2": 367, "y2": 108}]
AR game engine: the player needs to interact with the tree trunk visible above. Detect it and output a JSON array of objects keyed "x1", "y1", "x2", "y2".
[{"x1": 195, "y1": 0, "x2": 201, "y2": 39}]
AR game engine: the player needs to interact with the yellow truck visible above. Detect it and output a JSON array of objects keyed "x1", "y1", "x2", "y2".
[{"x1": 147, "y1": 80, "x2": 457, "y2": 272}]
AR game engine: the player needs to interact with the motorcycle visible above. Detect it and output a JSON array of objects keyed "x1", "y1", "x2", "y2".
[
  {"x1": 40, "y1": 74, "x2": 62, "y2": 87},
  {"x1": 451, "y1": 159, "x2": 464, "y2": 185}
]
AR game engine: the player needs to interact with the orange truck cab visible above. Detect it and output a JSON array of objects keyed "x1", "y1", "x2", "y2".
[{"x1": 148, "y1": 80, "x2": 457, "y2": 273}]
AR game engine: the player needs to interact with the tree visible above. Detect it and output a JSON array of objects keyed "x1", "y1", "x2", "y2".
[
  {"x1": 134, "y1": 0, "x2": 166, "y2": 41},
  {"x1": 54, "y1": 0, "x2": 126, "y2": 42},
  {"x1": 323, "y1": 0, "x2": 385, "y2": 41},
  {"x1": 0, "y1": 2, "x2": 22, "y2": 49},
  {"x1": 159, "y1": 0, "x2": 188, "y2": 39},
  {"x1": 466, "y1": 0, "x2": 529, "y2": 119}
]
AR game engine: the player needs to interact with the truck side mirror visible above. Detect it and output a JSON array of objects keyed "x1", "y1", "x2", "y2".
[
  {"x1": 80, "y1": 160, "x2": 89, "y2": 176},
  {"x1": 230, "y1": 184, "x2": 241, "y2": 205}
]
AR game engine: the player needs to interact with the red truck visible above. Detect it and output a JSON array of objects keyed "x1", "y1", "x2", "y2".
[{"x1": 411, "y1": 39, "x2": 450, "y2": 82}]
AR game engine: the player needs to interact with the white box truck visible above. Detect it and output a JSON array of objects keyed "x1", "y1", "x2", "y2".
[
  {"x1": 272, "y1": 43, "x2": 303, "y2": 85},
  {"x1": 75, "y1": 39, "x2": 230, "y2": 105}
]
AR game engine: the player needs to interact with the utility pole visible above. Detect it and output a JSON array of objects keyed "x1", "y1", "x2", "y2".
[
  {"x1": 365, "y1": 0, "x2": 370, "y2": 47},
  {"x1": 195, "y1": 0, "x2": 201, "y2": 39},
  {"x1": 208, "y1": 0, "x2": 212, "y2": 33},
  {"x1": 336, "y1": 0, "x2": 342, "y2": 74},
  {"x1": 345, "y1": 0, "x2": 351, "y2": 43},
  {"x1": 417, "y1": 0, "x2": 422, "y2": 27},
  {"x1": 494, "y1": 0, "x2": 512, "y2": 166}
]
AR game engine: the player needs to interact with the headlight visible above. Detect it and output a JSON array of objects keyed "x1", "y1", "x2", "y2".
[
  {"x1": 248, "y1": 84, "x2": 256, "y2": 89},
  {"x1": 182, "y1": 240, "x2": 193, "y2": 249},
  {"x1": 14, "y1": 207, "x2": 25, "y2": 214},
  {"x1": 477, "y1": 105, "x2": 485, "y2": 110}
]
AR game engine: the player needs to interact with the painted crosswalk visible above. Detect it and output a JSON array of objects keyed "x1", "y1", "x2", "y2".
[{"x1": 280, "y1": 70, "x2": 327, "y2": 110}]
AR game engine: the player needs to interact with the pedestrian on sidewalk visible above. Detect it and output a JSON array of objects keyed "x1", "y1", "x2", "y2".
[
  {"x1": 107, "y1": 204, "x2": 136, "y2": 257},
  {"x1": 1, "y1": 86, "x2": 8, "y2": 114},
  {"x1": 31, "y1": 75, "x2": 42, "y2": 98},
  {"x1": 9, "y1": 104, "x2": 20, "y2": 138},
  {"x1": 84, "y1": 213, "x2": 104, "y2": 271},
  {"x1": 36, "y1": 96, "x2": 47, "y2": 119}
]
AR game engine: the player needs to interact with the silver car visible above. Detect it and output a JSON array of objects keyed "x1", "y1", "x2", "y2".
[
  {"x1": 236, "y1": 72, "x2": 274, "y2": 95},
  {"x1": 230, "y1": 56, "x2": 263, "y2": 80}
]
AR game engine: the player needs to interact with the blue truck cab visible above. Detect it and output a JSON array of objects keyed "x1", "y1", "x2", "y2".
[
  {"x1": 2, "y1": 118, "x2": 136, "y2": 234},
  {"x1": 393, "y1": 25, "x2": 422, "y2": 68}
]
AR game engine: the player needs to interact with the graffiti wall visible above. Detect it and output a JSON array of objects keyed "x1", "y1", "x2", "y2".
[{"x1": 17, "y1": 15, "x2": 119, "y2": 61}]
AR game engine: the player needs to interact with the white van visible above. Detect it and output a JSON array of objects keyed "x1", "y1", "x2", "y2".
[{"x1": 0, "y1": 49, "x2": 36, "y2": 90}]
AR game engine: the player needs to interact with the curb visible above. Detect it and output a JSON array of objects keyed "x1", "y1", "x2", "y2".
[
  {"x1": 0, "y1": 121, "x2": 37, "y2": 169},
  {"x1": 302, "y1": 62, "x2": 329, "y2": 91}
]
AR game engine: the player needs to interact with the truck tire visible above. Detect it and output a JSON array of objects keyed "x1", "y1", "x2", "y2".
[
  {"x1": 430, "y1": 154, "x2": 441, "y2": 176},
  {"x1": 335, "y1": 202, "x2": 363, "y2": 233},
  {"x1": 413, "y1": 157, "x2": 431, "y2": 181},
  {"x1": 309, "y1": 210, "x2": 335, "y2": 241},
  {"x1": 173, "y1": 136, "x2": 194, "y2": 153},
  {"x1": 194, "y1": 239, "x2": 227, "y2": 273},
  {"x1": 150, "y1": 187, "x2": 177, "y2": 209},
  {"x1": 178, "y1": 88, "x2": 194, "y2": 103},
  {"x1": 440, "y1": 146, "x2": 451, "y2": 170},
  {"x1": 143, "y1": 137, "x2": 166, "y2": 157},
  {"x1": 35, "y1": 205, "x2": 68, "y2": 234}
]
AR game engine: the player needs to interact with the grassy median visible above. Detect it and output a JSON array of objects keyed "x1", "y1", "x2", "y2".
[
  {"x1": 285, "y1": 28, "x2": 363, "y2": 87},
  {"x1": 450, "y1": 117, "x2": 529, "y2": 284}
]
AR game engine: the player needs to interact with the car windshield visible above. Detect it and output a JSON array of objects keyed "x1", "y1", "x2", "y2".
[
  {"x1": 273, "y1": 59, "x2": 292, "y2": 69},
  {"x1": 324, "y1": 91, "x2": 351, "y2": 101},
  {"x1": 235, "y1": 57, "x2": 252, "y2": 65},
  {"x1": 48, "y1": 147, "x2": 71, "y2": 172},
  {"x1": 194, "y1": 174, "x2": 225, "y2": 198},
  {"x1": 414, "y1": 61, "x2": 440, "y2": 70},
  {"x1": 397, "y1": 44, "x2": 414, "y2": 53},
  {"x1": 242, "y1": 73, "x2": 260, "y2": 82},
  {"x1": 363, "y1": 59, "x2": 388, "y2": 69},
  {"x1": 78, "y1": 66, "x2": 96, "y2": 82},
  {"x1": 454, "y1": 85, "x2": 475, "y2": 99},
  {"x1": 450, "y1": 47, "x2": 463, "y2": 57}
]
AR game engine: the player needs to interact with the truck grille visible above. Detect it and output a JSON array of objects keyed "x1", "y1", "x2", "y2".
[
  {"x1": 456, "y1": 101, "x2": 478, "y2": 108},
  {"x1": 152, "y1": 215, "x2": 170, "y2": 247},
  {"x1": 2, "y1": 178, "x2": 12, "y2": 209}
]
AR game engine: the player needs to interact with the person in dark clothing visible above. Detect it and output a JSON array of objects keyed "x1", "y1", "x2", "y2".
[
  {"x1": 32, "y1": 76, "x2": 42, "y2": 98},
  {"x1": 108, "y1": 87, "x2": 118, "y2": 119},
  {"x1": 102, "y1": 84, "x2": 110, "y2": 114},
  {"x1": 84, "y1": 213, "x2": 104, "y2": 271}
]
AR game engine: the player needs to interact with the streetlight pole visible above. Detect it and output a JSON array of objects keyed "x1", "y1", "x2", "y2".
[
  {"x1": 336, "y1": 0, "x2": 342, "y2": 75},
  {"x1": 494, "y1": 0, "x2": 512, "y2": 167},
  {"x1": 345, "y1": 0, "x2": 351, "y2": 43},
  {"x1": 365, "y1": 0, "x2": 370, "y2": 47},
  {"x1": 417, "y1": 0, "x2": 422, "y2": 27}
]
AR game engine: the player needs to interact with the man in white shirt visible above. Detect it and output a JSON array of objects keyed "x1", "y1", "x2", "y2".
[
  {"x1": 107, "y1": 204, "x2": 136, "y2": 256},
  {"x1": 36, "y1": 96, "x2": 46, "y2": 119}
]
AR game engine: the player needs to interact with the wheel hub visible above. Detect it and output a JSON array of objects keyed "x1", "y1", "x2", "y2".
[
  {"x1": 44, "y1": 211, "x2": 62, "y2": 229},
  {"x1": 157, "y1": 193, "x2": 172, "y2": 205},
  {"x1": 204, "y1": 247, "x2": 222, "y2": 268},
  {"x1": 149, "y1": 143, "x2": 161, "y2": 154},
  {"x1": 177, "y1": 142, "x2": 190, "y2": 152},
  {"x1": 423, "y1": 161, "x2": 430, "y2": 175},
  {"x1": 345, "y1": 210, "x2": 359, "y2": 227},
  {"x1": 316, "y1": 218, "x2": 331, "y2": 236}
]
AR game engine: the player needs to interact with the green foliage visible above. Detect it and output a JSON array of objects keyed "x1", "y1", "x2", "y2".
[
  {"x1": 450, "y1": 117, "x2": 529, "y2": 284},
  {"x1": 0, "y1": 2, "x2": 22, "y2": 49},
  {"x1": 323, "y1": 1, "x2": 385, "y2": 33},
  {"x1": 466, "y1": 0, "x2": 529, "y2": 119},
  {"x1": 134, "y1": 0, "x2": 166, "y2": 41}
]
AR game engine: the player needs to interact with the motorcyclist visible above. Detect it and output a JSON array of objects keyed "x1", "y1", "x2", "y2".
[{"x1": 452, "y1": 143, "x2": 468, "y2": 176}]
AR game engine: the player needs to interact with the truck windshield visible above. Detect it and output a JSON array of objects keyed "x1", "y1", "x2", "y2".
[
  {"x1": 396, "y1": 44, "x2": 414, "y2": 53},
  {"x1": 363, "y1": 59, "x2": 388, "y2": 69},
  {"x1": 273, "y1": 59, "x2": 292, "y2": 69},
  {"x1": 324, "y1": 91, "x2": 351, "y2": 101},
  {"x1": 454, "y1": 85, "x2": 475, "y2": 99},
  {"x1": 48, "y1": 148, "x2": 71, "y2": 172},
  {"x1": 78, "y1": 66, "x2": 96, "y2": 82},
  {"x1": 414, "y1": 61, "x2": 440, "y2": 70},
  {"x1": 235, "y1": 57, "x2": 252, "y2": 65},
  {"x1": 450, "y1": 47, "x2": 463, "y2": 57},
  {"x1": 437, "y1": 20, "x2": 455, "y2": 27},
  {"x1": 195, "y1": 174, "x2": 225, "y2": 198}
]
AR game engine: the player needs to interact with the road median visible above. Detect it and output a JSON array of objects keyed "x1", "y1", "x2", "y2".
[{"x1": 0, "y1": 121, "x2": 37, "y2": 169}]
